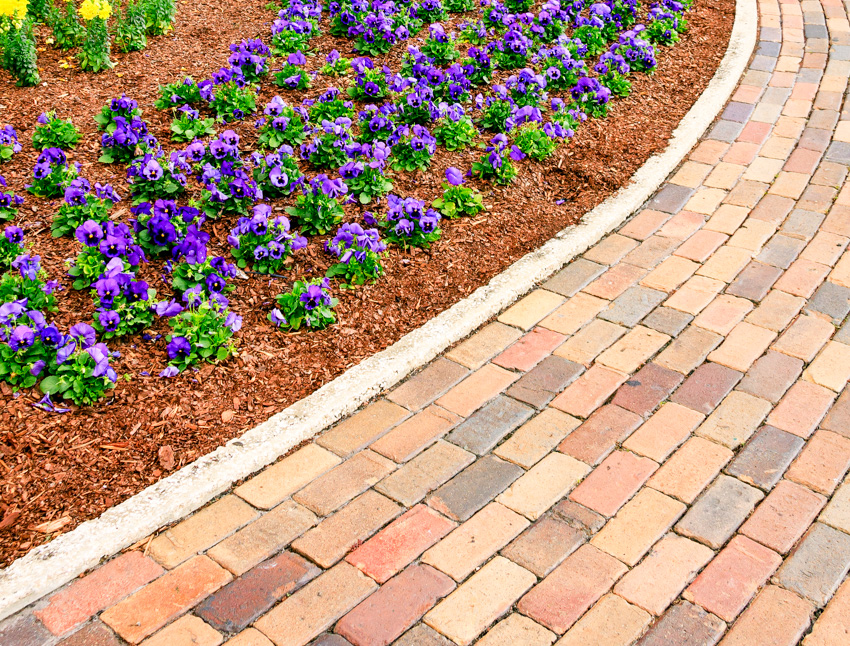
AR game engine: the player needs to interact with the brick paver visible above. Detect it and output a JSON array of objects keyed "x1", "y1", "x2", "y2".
[{"x1": 10, "y1": 3, "x2": 850, "y2": 644}]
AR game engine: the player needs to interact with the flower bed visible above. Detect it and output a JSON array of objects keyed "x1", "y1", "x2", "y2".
[{"x1": 0, "y1": 0, "x2": 733, "y2": 563}]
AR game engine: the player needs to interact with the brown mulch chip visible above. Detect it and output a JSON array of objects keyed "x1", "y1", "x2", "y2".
[{"x1": 0, "y1": 0, "x2": 734, "y2": 566}]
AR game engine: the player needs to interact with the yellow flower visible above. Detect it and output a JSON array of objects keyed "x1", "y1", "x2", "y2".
[
  {"x1": 0, "y1": 0, "x2": 27, "y2": 20},
  {"x1": 79, "y1": 0, "x2": 110, "y2": 21},
  {"x1": 79, "y1": 0, "x2": 99, "y2": 20}
]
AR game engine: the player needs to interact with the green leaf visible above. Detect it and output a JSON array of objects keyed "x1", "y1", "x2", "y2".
[{"x1": 39, "y1": 375, "x2": 61, "y2": 394}]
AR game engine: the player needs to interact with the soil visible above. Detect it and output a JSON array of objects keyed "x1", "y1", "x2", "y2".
[{"x1": 0, "y1": 0, "x2": 736, "y2": 566}]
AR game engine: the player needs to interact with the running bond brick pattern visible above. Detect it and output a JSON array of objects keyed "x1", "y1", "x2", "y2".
[{"x1": 7, "y1": 0, "x2": 850, "y2": 644}]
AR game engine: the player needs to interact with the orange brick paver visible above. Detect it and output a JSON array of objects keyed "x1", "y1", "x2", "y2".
[{"x1": 14, "y1": 4, "x2": 850, "y2": 645}]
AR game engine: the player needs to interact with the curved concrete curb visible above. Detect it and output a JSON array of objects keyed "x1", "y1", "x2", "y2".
[{"x1": 0, "y1": 0, "x2": 758, "y2": 621}]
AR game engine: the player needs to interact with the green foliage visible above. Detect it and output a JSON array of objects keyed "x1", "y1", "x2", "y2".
[
  {"x1": 274, "y1": 65, "x2": 311, "y2": 90},
  {"x1": 345, "y1": 166, "x2": 392, "y2": 204},
  {"x1": 433, "y1": 115, "x2": 477, "y2": 151},
  {"x1": 27, "y1": 162, "x2": 78, "y2": 199},
  {"x1": 3, "y1": 21, "x2": 40, "y2": 87},
  {"x1": 93, "y1": 290, "x2": 156, "y2": 339},
  {"x1": 169, "y1": 109, "x2": 217, "y2": 143},
  {"x1": 0, "y1": 335, "x2": 51, "y2": 390},
  {"x1": 78, "y1": 17, "x2": 113, "y2": 72},
  {"x1": 512, "y1": 122, "x2": 557, "y2": 161},
  {"x1": 114, "y1": 0, "x2": 148, "y2": 52},
  {"x1": 209, "y1": 81, "x2": 257, "y2": 121},
  {"x1": 0, "y1": 266, "x2": 57, "y2": 312},
  {"x1": 257, "y1": 107, "x2": 306, "y2": 149},
  {"x1": 432, "y1": 183, "x2": 484, "y2": 219},
  {"x1": 285, "y1": 190, "x2": 345, "y2": 236},
  {"x1": 28, "y1": 0, "x2": 54, "y2": 22},
  {"x1": 347, "y1": 67, "x2": 389, "y2": 101},
  {"x1": 309, "y1": 95, "x2": 355, "y2": 124},
  {"x1": 420, "y1": 35, "x2": 459, "y2": 66},
  {"x1": 144, "y1": 0, "x2": 176, "y2": 35},
  {"x1": 646, "y1": 16, "x2": 687, "y2": 46},
  {"x1": 479, "y1": 99, "x2": 513, "y2": 132},
  {"x1": 166, "y1": 300, "x2": 238, "y2": 372},
  {"x1": 444, "y1": 0, "x2": 475, "y2": 12},
  {"x1": 320, "y1": 55, "x2": 351, "y2": 76},
  {"x1": 68, "y1": 250, "x2": 135, "y2": 291},
  {"x1": 600, "y1": 70, "x2": 632, "y2": 97},
  {"x1": 32, "y1": 112, "x2": 81, "y2": 150},
  {"x1": 51, "y1": 197, "x2": 112, "y2": 238},
  {"x1": 154, "y1": 77, "x2": 202, "y2": 110},
  {"x1": 171, "y1": 258, "x2": 233, "y2": 298},
  {"x1": 573, "y1": 25, "x2": 607, "y2": 57},
  {"x1": 48, "y1": 0, "x2": 86, "y2": 50},
  {"x1": 471, "y1": 150, "x2": 517, "y2": 185}
]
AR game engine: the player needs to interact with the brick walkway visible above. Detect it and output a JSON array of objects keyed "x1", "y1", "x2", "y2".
[{"x1": 6, "y1": 0, "x2": 850, "y2": 643}]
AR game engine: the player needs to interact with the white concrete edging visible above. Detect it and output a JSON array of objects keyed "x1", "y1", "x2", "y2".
[{"x1": 0, "y1": 0, "x2": 758, "y2": 621}]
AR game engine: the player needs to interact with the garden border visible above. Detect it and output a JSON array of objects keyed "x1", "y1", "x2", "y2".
[{"x1": 0, "y1": 0, "x2": 758, "y2": 621}]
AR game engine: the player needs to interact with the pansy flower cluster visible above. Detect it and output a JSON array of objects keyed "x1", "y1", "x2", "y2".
[
  {"x1": 27, "y1": 147, "x2": 80, "y2": 198},
  {"x1": 357, "y1": 104, "x2": 397, "y2": 144},
  {"x1": 52, "y1": 178, "x2": 121, "y2": 237},
  {"x1": 0, "y1": 304, "x2": 117, "y2": 404},
  {"x1": 251, "y1": 146, "x2": 303, "y2": 200},
  {"x1": 388, "y1": 124, "x2": 437, "y2": 172},
  {"x1": 381, "y1": 194, "x2": 442, "y2": 249},
  {"x1": 69, "y1": 220, "x2": 145, "y2": 290},
  {"x1": 432, "y1": 167, "x2": 485, "y2": 218},
  {"x1": 0, "y1": 252, "x2": 59, "y2": 312},
  {"x1": 325, "y1": 222, "x2": 387, "y2": 287},
  {"x1": 286, "y1": 173, "x2": 348, "y2": 236},
  {"x1": 257, "y1": 96, "x2": 308, "y2": 149},
  {"x1": 328, "y1": 0, "x2": 423, "y2": 57},
  {"x1": 613, "y1": 28, "x2": 658, "y2": 73},
  {"x1": 433, "y1": 103, "x2": 477, "y2": 151},
  {"x1": 126, "y1": 150, "x2": 188, "y2": 203},
  {"x1": 169, "y1": 105, "x2": 217, "y2": 143},
  {"x1": 92, "y1": 265, "x2": 155, "y2": 340},
  {"x1": 98, "y1": 114, "x2": 155, "y2": 164},
  {"x1": 647, "y1": 0, "x2": 690, "y2": 45},
  {"x1": 94, "y1": 94, "x2": 143, "y2": 132},
  {"x1": 228, "y1": 38, "x2": 271, "y2": 85},
  {"x1": 229, "y1": 204, "x2": 307, "y2": 274},
  {"x1": 301, "y1": 117, "x2": 355, "y2": 169},
  {"x1": 320, "y1": 49, "x2": 352, "y2": 76},
  {"x1": 340, "y1": 142, "x2": 393, "y2": 204},
  {"x1": 130, "y1": 199, "x2": 204, "y2": 257},
  {"x1": 275, "y1": 50, "x2": 311, "y2": 90},
  {"x1": 154, "y1": 77, "x2": 204, "y2": 110},
  {"x1": 535, "y1": 42, "x2": 588, "y2": 90},
  {"x1": 270, "y1": 277, "x2": 337, "y2": 331},
  {"x1": 0, "y1": 225, "x2": 25, "y2": 269},
  {"x1": 203, "y1": 70, "x2": 259, "y2": 123},
  {"x1": 271, "y1": 0, "x2": 322, "y2": 55},
  {"x1": 169, "y1": 225, "x2": 236, "y2": 298},
  {"x1": 309, "y1": 87, "x2": 356, "y2": 123},
  {"x1": 0, "y1": 125, "x2": 21, "y2": 162},
  {"x1": 472, "y1": 133, "x2": 520, "y2": 185},
  {"x1": 162, "y1": 292, "x2": 241, "y2": 376},
  {"x1": 348, "y1": 57, "x2": 392, "y2": 101},
  {"x1": 0, "y1": 176, "x2": 24, "y2": 223}
]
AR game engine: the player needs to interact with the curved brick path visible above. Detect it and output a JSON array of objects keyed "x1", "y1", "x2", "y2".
[{"x1": 7, "y1": 0, "x2": 850, "y2": 643}]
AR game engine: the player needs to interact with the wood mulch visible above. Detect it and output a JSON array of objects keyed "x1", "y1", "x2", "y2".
[{"x1": 0, "y1": 0, "x2": 735, "y2": 565}]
